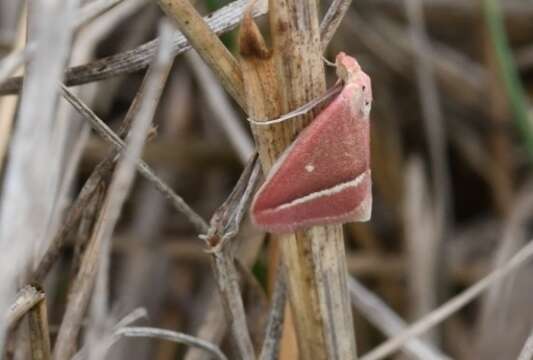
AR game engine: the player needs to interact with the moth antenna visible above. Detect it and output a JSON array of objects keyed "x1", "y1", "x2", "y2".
[
  {"x1": 322, "y1": 55, "x2": 337, "y2": 68},
  {"x1": 248, "y1": 82, "x2": 343, "y2": 126}
]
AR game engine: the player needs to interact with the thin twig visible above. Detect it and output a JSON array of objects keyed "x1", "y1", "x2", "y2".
[
  {"x1": 113, "y1": 308, "x2": 148, "y2": 330},
  {"x1": 28, "y1": 292, "x2": 52, "y2": 360},
  {"x1": 476, "y1": 181, "x2": 533, "y2": 357},
  {"x1": 200, "y1": 155, "x2": 261, "y2": 360},
  {"x1": 32, "y1": 153, "x2": 111, "y2": 282},
  {"x1": 360, "y1": 236, "x2": 533, "y2": 360},
  {"x1": 32, "y1": 8, "x2": 177, "y2": 282},
  {"x1": 42, "y1": 0, "x2": 148, "y2": 255},
  {"x1": 59, "y1": 84, "x2": 209, "y2": 233},
  {"x1": 348, "y1": 276, "x2": 450, "y2": 360},
  {"x1": 0, "y1": 0, "x2": 268, "y2": 96},
  {"x1": 5, "y1": 285, "x2": 45, "y2": 329},
  {"x1": 258, "y1": 263, "x2": 287, "y2": 360},
  {"x1": 212, "y1": 154, "x2": 262, "y2": 238},
  {"x1": 187, "y1": 50, "x2": 254, "y2": 163},
  {"x1": 183, "y1": 225, "x2": 266, "y2": 360},
  {"x1": 0, "y1": 0, "x2": 127, "y2": 88},
  {"x1": 108, "y1": 69, "x2": 192, "y2": 360},
  {"x1": 115, "y1": 327, "x2": 228, "y2": 360},
  {"x1": 320, "y1": 0, "x2": 353, "y2": 51},
  {"x1": 89, "y1": 20, "x2": 174, "y2": 330},
  {"x1": 71, "y1": 308, "x2": 148, "y2": 360},
  {"x1": 517, "y1": 330, "x2": 533, "y2": 360}
]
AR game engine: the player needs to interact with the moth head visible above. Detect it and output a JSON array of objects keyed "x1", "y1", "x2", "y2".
[{"x1": 335, "y1": 52, "x2": 361, "y2": 84}]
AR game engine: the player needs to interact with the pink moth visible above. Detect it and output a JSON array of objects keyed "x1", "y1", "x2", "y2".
[{"x1": 250, "y1": 52, "x2": 372, "y2": 233}]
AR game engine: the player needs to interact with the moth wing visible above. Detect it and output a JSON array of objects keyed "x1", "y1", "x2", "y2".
[{"x1": 251, "y1": 82, "x2": 372, "y2": 233}]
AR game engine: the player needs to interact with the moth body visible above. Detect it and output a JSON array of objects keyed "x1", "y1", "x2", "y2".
[{"x1": 251, "y1": 52, "x2": 372, "y2": 233}]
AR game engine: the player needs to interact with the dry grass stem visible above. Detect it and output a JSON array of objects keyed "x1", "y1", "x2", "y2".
[
  {"x1": 320, "y1": 0, "x2": 353, "y2": 51},
  {"x1": 238, "y1": 1, "x2": 357, "y2": 357},
  {"x1": 209, "y1": 249, "x2": 256, "y2": 359},
  {"x1": 476, "y1": 183, "x2": 533, "y2": 358},
  {"x1": 184, "y1": 223, "x2": 265, "y2": 360},
  {"x1": 157, "y1": 0, "x2": 246, "y2": 109},
  {"x1": 406, "y1": 0, "x2": 451, "y2": 234},
  {"x1": 71, "y1": 308, "x2": 148, "y2": 360},
  {"x1": 28, "y1": 293, "x2": 51, "y2": 360},
  {"x1": 361, "y1": 235, "x2": 533, "y2": 360},
  {"x1": 0, "y1": 0, "x2": 531, "y2": 358},
  {"x1": 59, "y1": 84, "x2": 208, "y2": 233},
  {"x1": 258, "y1": 263, "x2": 287, "y2": 360},
  {"x1": 518, "y1": 330, "x2": 533, "y2": 360},
  {"x1": 183, "y1": 295, "x2": 227, "y2": 360},
  {"x1": 43, "y1": 0, "x2": 148, "y2": 258},
  {"x1": 5, "y1": 285, "x2": 44, "y2": 329},
  {"x1": 0, "y1": 0, "x2": 78, "y2": 350},
  {"x1": 404, "y1": 158, "x2": 440, "y2": 342},
  {"x1": 0, "y1": 0, "x2": 131, "y2": 89},
  {"x1": 0, "y1": 0, "x2": 268, "y2": 96},
  {"x1": 33, "y1": 11, "x2": 176, "y2": 282},
  {"x1": 187, "y1": 51, "x2": 254, "y2": 163},
  {"x1": 267, "y1": 0, "x2": 357, "y2": 358},
  {"x1": 53, "y1": 22, "x2": 174, "y2": 360},
  {"x1": 348, "y1": 276, "x2": 450, "y2": 360},
  {"x1": 115, "y1": 327, "x2": 228, "y2": 360},
  {"x1": 200, "y1": 156, "x2": 261, "y2": 360}
]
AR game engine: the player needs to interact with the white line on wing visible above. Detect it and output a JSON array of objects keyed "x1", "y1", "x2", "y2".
[{"x1": 273, "y1": 170, "x2": 370, "y2": 211}]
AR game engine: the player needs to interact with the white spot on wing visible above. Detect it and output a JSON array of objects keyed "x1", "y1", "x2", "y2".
[{"x1": 305, "y1": 164, "x2": 315, "y2": 173}]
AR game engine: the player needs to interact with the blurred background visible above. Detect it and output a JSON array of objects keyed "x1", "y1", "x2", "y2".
[{"x1": 1, "y1": 0, "x2": 533, "y2": 359}]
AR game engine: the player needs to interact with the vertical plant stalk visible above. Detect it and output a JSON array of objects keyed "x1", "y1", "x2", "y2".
[
  {"x1": 240, "y1": 1, "x2": 357, "y2": 358},
  {"x1": 201, "y1": 156, "x2": 262, "y2": 360},
  {"x1": 210, "y1": 247, "x2": 256, "y2": 359},
  {"x1": 239, "y1": 13, "x2": 295, "y2": 359},
  {"x1": 0, "y1": 0, "x2": 78, "y2": 351},
  {"x1": 159, "y1": 0, "x2": 357, "y2": 357},
  {"x1": 28, "y1": 293, "x2": 52, "y2": 360},
  {"x1": 270, "y1": 0, "x2": 357, "y2": 358}
]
